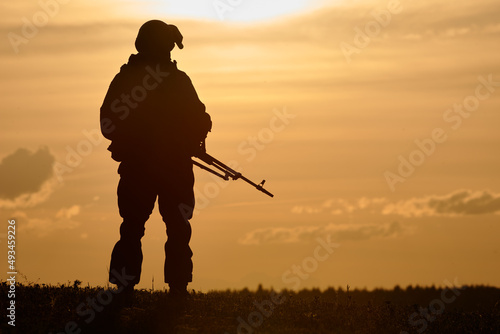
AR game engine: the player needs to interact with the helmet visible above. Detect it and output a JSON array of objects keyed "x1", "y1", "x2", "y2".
[{"x1": 135, "y1": 20, "x2": 184, "y2": 55}]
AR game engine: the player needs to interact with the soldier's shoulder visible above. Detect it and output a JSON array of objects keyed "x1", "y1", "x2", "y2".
[
  {"x1": 173, "y1": 66, "x2": 189, "y2": 78},
  {"x1": 172, "y1": 65, "x2": 194, "y2": 84}
]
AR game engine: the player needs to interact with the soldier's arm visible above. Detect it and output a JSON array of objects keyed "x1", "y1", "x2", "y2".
[{"x1": 176, "y1": 71, "x2": 212, "y2": 138}]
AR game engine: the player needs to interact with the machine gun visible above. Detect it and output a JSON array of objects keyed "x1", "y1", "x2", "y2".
[{"x1": 192, "y1": 151, "x2": 274, "y2": 198}]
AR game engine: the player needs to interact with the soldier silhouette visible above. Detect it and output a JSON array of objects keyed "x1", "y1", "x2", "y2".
[{"x1": 100, "y1": 20, "x2": 211, "y2": 298}]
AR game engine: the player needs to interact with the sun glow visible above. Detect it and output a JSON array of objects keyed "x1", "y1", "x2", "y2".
[{"x1": 132, "y1": 0, "x2": 324, "y2": 22}]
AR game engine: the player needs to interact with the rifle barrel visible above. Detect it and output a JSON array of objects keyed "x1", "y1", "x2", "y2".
[{"x1": 193, "y1": 153, "x2": 274, "y2": 198}]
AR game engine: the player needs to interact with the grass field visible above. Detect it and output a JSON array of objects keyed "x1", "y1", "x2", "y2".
[{"x1": 1, "y1": 281, "x2": 499, "y2": 334}]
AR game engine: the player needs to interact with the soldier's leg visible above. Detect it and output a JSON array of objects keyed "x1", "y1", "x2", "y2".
[
  {"x1": 158, "y1": 163, "x2": 195, "y2": 288},
  {"x1": 109, "y1": 163, "x2": 157, "y2": 288}
]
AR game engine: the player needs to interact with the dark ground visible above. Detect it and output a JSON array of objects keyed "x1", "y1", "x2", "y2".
[{"x1": 1, "y1": 281, "x2": 499, "y2": 334}]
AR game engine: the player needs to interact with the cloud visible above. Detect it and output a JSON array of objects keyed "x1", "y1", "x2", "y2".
[
  {"x1": 14, "y1": 205, "x2": 81, "y2": 237},
  {"x1": 292, "y1": 197, "x2": 387, "y2": 215},
  {"x1": 0, "y1": 178, "x2": 58, "y2": 210},
  {"x1": 382, "y1": 190, "x2": 500, "y2": 217},
  {"x1": 337, "y1": 0, "x2": 500, "y2": 40},
  {"x1": 56, "y1": 205, "x2": 81, "y2": 219},
  {"x1": 239, "y1": 225, "x2": 321, "y2": 245},
  {"x1": 239, "y1": 221, "x2": 403, "y2": 245},
  {"x1": 0, "y1": 147, "x2": 55, "y2": 199},
  {"x1": 292, "y1": 190, "x2": 500, "y2": 219},
  {"x1": 326, "y1": 221, "x2": 403, "y2": 241}
]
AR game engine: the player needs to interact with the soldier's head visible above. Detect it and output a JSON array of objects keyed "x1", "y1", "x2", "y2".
[{"x1": 135, "y1": 20, "x2": 184, "y2": 57}]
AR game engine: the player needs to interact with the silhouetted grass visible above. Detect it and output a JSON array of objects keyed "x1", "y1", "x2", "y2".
[{"x1": 1, "y1": 281, "x2": 499, "y2": 333}]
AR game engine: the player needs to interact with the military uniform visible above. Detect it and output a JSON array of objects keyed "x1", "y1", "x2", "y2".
[{"x1": 100, "y1": 21, "x2": 211, "y2": 292}]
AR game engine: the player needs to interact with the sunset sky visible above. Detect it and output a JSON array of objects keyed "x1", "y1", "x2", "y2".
[{"x1": 1, "y1": 0, "x2": 499, "y2": 292}]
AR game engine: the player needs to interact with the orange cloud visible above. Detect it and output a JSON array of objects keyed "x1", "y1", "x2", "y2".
[
  {"x1": 382, "y1": 190, "x2": 500, "y2": 217},
  {"x1": 239, "y1": 221, "x2": 403, "y2": 245}
]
